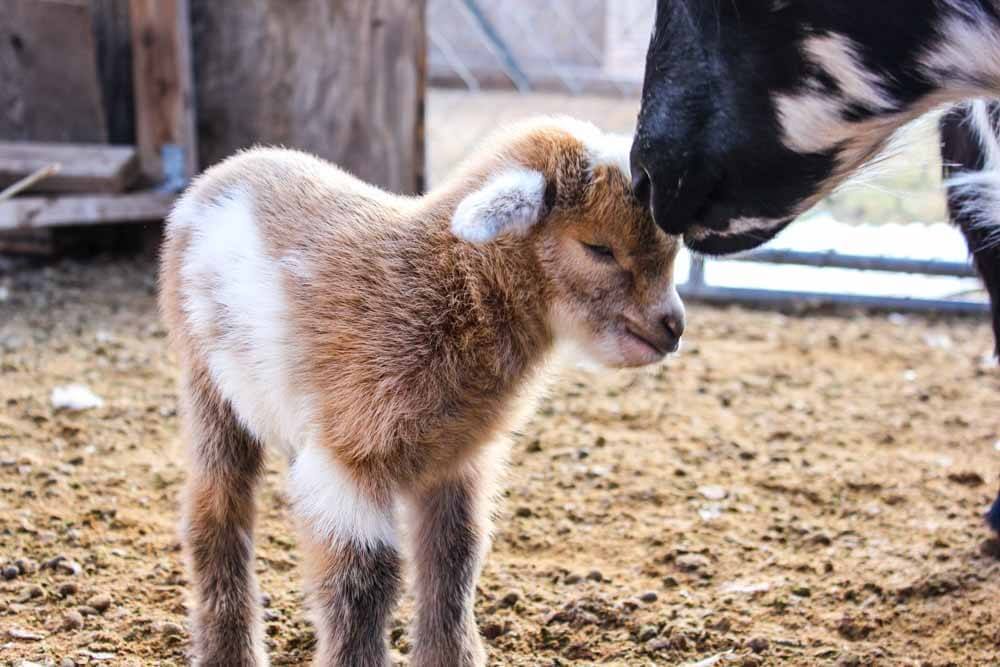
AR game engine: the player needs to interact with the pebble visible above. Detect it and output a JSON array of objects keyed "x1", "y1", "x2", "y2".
[
  {"x1": 481, "y1": 621, "x2": 506, "y2": 640},
  {"x1": 7, "y1": 626, "x2": 45, "y2": 641},
  {"x1": 50, "y1": 384, "x2": 104, "y2": 411},
  {"x1": 499, "y1": 590, "x2": 520, "y2": 608},
  {"x1": 62, "y1": 609, "x2": 85, "y2": 630},
  {"x1": 514, "y1": 506, "x2": 533, "y2": 518},
  {"x1": 56, "y1": 559, "x2": 83, "y2": 576},
  {"x1": 14, "y1": 558, "x2": 38, "y2": 575},
  {"x1": 18, "y1": 584, "x2": 43, "y2": 602},
  {"x1": 638, "y1": 624, "x2": 659, "y2": 642},
  {"x1": 585, "y1": 569, "x2": 603, "y2": 583},
  {"x1": 645, "y1": 637, "x2": 673, "y2": 652},
  {"x1": 748, "y1": 637, "x2": 770, "y2": 653},
  {"x1": 58, "y1": 582, "x2": 78, "y2": 598},
  {"x1": 60, "y1": 659, "x2": 76, "y2": 667},
  {"x1": 675, "y1": 554, "x2": 711, "y2": 573},
  {"x1": 157, "y1": 621, "x2": 185, "y2": 637},
  {"x1": 564, "y1": 573, "x2": 582, "y2": 585},
  {"x1": 809, "y1": 532, "x2": 833, "y2": 546},
  {"x1": 3, "y1": 565, "x2": 19, "y2": 580},
  {"x1": 698, "y1": 485, "x2": 728, "y2": 500},
  {"x1": 638, "y1": 591, "x2": 658, "y2": 603},
  {"x1": 87, "y1": 594, "x2": 112, "y2": 613}
]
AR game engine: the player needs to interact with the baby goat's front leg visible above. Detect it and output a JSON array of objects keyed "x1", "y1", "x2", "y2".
[
  {"x1": 289, "y1": 447, "x2": 401, "y2": 667},
  {"x1": 407, "y1": 456, "x2": 496, "y2": 667}
]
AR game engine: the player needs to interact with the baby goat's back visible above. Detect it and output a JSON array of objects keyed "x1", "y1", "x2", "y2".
[{"x1": 159, "y1": 148, "x2": 413, "y2": 458}]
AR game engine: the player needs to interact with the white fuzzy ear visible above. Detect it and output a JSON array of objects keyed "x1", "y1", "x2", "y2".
[{"x1": 451, "y1": 169, "x2": 547, "y2": 244}]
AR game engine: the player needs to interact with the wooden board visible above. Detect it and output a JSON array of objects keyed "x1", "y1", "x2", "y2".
[
  {"x1": 0, "y1": 192, "x2": 175, "y2": 230},
  {"x1": 92, "y1": 0, "x2": 137, "y2": 145},
  {"x1": 129, "y1": 0, "x2": 198, "y2": 182},
  {"x1": 0, "y1": 0, "x2": 108, "y2": 143},
  {"x1": 190, "y1": 0, "x2": 426, "y2": 194},
  {"x1": 0, "y1": 143, "x2": 139, "y2": 194}
]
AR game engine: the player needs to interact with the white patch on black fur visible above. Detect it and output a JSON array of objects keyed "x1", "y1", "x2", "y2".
[
  {"x1": 687, "y1": 216, "x2": 789, "y2": 241},
  {"x1": 451, "y1": 169, "x2": 546, "y2": 244},
  {"x1": 776, "y1": 33, "x2": 896, "y2": 154},
  {"x1": 922, "y1": 2, "x2": 1000, "y2": 91}
]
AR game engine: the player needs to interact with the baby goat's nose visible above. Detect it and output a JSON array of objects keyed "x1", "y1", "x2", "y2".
[
  {"x1": 662, "y1": 313, "x2": 684, "y2": 340},
  {"x1": 660, "y1": 313, "x2": 685, "y2": 351}
]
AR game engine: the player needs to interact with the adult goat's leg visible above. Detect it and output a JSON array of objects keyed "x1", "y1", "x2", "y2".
[{"x1": 941, "y1": 102, "x2": 1000, "y2": 534}]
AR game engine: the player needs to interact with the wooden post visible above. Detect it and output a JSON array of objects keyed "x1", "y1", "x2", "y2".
[
  {"x1": 129, "y1": 0, "x2": 198, "y2": 185},
  {"x1": 191, "y1": 0, "x2": 426, "y2": 194}
]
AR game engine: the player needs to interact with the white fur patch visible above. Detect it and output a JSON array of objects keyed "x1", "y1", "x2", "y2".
[
  {"x1": 288, "y1": 445, "x2": 398, "y2": 549},
  {"x1": 775, "y1": 33, "x2": 896, "y2": 154},
  {"x1": 451, "y1": 169, "x2": 546, "y2": 243},
  {"x1": 172, "y1": 191, "x2": 315, "y2": 456},
  {"x1": 550, "y1": 116, "x2": 633, "y2": 179},
  {"x1": 686, "y1": 216, "x2": 788, "y2": 241},
  {"x1": 922, "y1": 3, "x2": 1000, "y2": 92}
]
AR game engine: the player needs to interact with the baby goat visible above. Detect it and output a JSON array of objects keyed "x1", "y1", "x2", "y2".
[{"x1": 159, "y1": 117, "x2": 684, "y2": 666}]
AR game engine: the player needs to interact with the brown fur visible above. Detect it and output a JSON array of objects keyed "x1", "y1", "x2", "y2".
[{"x1": 159, "y1": 117, "x2": 682, "y2": 666}]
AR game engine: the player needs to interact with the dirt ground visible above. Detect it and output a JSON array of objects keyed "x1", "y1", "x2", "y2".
[{"x1": 1, "y1": 255, "x2": 998, "y2": 667}]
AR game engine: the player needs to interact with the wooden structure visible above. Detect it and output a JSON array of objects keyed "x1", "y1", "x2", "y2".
[
  {"x1": 191, "y1": 0, "x2": 425, "y2": 194},
  {"x1": 0, "y1": 0, "x2": 427, "y2": 244}
]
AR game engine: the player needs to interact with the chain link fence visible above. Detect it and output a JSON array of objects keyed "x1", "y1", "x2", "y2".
[{"x1": 425, "y1": 0, "x2": 986, "y2": 312}]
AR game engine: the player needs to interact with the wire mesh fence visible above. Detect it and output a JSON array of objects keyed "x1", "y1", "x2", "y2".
[{"x1": 425, "y1": 0, "x2": 986, "y2": 312}]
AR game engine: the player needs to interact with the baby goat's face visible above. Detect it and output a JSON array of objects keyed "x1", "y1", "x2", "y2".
[
  {"x1": 541, "y1": 163, "x2": 684, "y2": 368},
  {"x1": 451, "y1": 122, "x2": 685, "y2": 369}
]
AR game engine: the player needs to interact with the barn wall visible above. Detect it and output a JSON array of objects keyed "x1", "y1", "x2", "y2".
[{"x1": 190, "y1": 0, "x2": 426, "y2": 194}]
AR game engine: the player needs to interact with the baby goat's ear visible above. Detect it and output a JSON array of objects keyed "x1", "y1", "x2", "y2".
[{"x1": 451, "y1": 169, "x2": 548, "y2": 244}]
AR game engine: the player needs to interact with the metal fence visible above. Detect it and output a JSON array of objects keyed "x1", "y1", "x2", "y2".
[{"x1": 426, "y1": 0, "x2": 988, "y2": 314}]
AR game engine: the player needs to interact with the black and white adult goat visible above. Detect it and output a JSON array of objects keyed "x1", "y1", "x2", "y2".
[{"x1": 630, "y1": 0, "x2": 1000, "y2": 531}]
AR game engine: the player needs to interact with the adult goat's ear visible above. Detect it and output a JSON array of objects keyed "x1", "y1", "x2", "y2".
[{"x1": 451, "y1": 168, "x2": 549, "y2": 244}]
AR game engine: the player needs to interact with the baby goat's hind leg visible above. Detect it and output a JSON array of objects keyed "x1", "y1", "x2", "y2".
[
  {"x1": 289, "y1": 447, "x2": 402, "y2": 666},
  {"x1": 408, "y1": 457, "x2": 496, "y2": 667},
  {"x1": 180, "y1": 372, "x2": 268, "y2": 666}
]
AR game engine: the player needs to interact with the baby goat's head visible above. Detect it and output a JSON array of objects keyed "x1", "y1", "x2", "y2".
[{"x1": 452, "y1": 118, "x2": 685, "y2": 369}]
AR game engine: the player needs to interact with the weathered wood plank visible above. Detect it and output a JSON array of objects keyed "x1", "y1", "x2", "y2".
[
  {"x1": 0, "y1": 0, "x2": 108, "y2": 143},
  {"x1": 92, "y1": 0, "x2": 136, "y2": 144},
  {"x1": 191, "y1": 0, "x2": 426, "y2": 194},
  {"x1": 0, "y1": 192, "x2": 175, "y2": 230},
  {"x1": 0, "y1": 143, "x2": 139, "y2": 194},
  {"x1": 129, "y1": 0, "x2": 198, "y2": 183}
]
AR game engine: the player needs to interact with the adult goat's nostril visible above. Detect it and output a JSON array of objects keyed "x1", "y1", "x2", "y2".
[{"x1": 631, "y1": 167, "x2": 652, "y2": 210}]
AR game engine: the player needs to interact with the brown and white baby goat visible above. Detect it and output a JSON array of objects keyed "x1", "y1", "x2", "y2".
[{"x1": 159, "y1": 117, "x2": 684, "y2": 667}]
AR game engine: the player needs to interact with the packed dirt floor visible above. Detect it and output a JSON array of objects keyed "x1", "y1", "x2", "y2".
[{"x1": 1, "y1": 255, "x2": 998, "y2": 666}]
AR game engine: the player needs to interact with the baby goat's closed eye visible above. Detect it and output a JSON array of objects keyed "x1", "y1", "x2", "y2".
[{"x1": 159, "y1": 116, "x2": 683, "y2": 667}]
